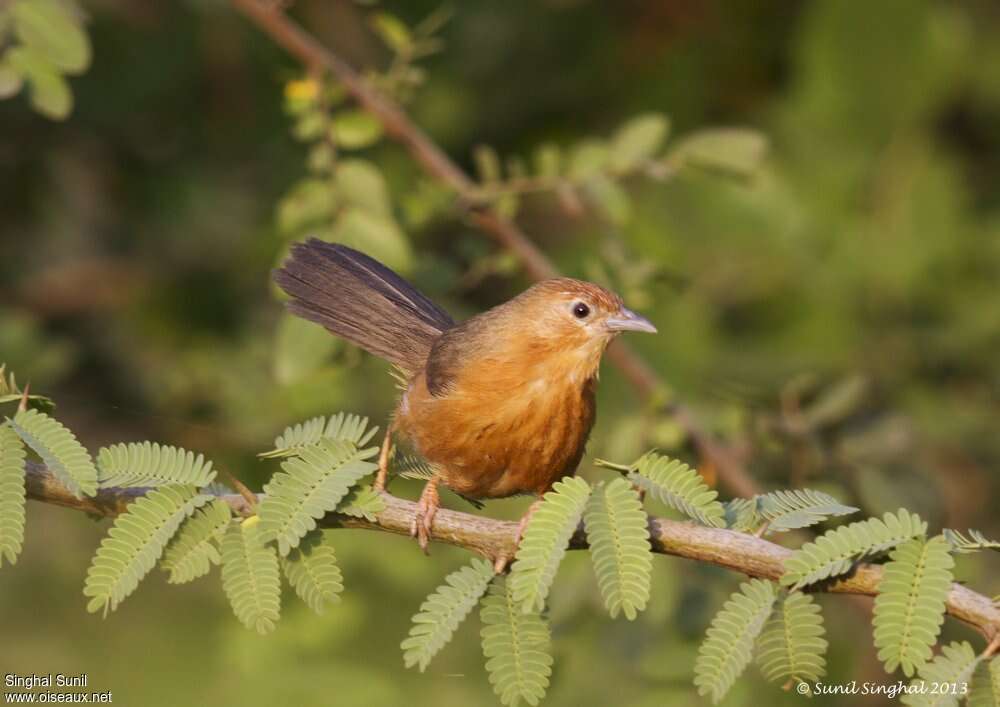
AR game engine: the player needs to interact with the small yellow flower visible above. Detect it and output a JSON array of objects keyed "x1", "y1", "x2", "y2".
[{"x1": 284, "y1": 78, "x2": 319, "y2": 103}]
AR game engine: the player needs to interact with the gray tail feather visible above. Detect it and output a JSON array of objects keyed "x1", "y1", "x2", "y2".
[{"x1": 273, "y1": 239, "x2": 454, "y2": 373}]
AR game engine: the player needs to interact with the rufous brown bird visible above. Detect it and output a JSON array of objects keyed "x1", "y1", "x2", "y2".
[{"x1": 274, "y1": 239, "x2": 656, "y2": 567}]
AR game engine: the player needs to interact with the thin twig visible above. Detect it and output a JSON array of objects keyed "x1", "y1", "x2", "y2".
[
  {"x1": 228, "y1": 0, "x2": 761, "y2": 498},
  {"x1": 23, "y1": 460, "x2": 1000, "y2": 643}
]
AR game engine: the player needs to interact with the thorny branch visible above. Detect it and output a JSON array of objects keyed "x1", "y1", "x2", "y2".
[
  {"x1": 25, "y1": 461, "x2": 1000, "y2": 643},
  {"x1": 228, "y1": 0, "x2": 761, "y2": 498}
]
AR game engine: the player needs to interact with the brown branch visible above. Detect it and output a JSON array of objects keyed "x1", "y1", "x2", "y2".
[
  {"x1": 228, "y1": 0, "x2": 760, "y2": 498},
  {"x1": 24, "y1": 461, "x2": 1000, "y2": 643}
]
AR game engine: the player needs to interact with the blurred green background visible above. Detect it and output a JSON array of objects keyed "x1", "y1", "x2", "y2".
[{"x1": 1, "y1": 0, "x2": 999, "y2": 705}]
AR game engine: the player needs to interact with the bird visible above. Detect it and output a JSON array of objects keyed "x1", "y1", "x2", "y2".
[{"x1": 274, "y1": 239, "x2": 657, "y2": 568}]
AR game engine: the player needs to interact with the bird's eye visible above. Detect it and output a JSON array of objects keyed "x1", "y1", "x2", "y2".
[{"x1": 572, "y1": 302, "x2": 591, "y2": 319}]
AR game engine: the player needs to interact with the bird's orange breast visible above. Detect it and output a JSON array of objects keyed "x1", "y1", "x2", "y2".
[{"x1": 394, "y1": 349, "x2": 598, "y2": 499}]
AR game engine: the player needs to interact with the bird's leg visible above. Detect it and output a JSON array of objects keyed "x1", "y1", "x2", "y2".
[
  {"x1": 373, "y1": 421, "x2": 395, "y2": 493},
  {"x1": 410, "y1": 476, "x2": 440, "y2": 554},
  {"x1": 493, "y1": 497, "x2": 544, "y2": 574}
]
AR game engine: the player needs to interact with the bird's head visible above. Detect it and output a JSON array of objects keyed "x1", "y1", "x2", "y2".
[{"x1": 511, "y1": 278, "x2": 657, "y2": 375}]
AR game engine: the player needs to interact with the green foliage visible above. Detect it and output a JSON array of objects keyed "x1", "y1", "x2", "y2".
[
  {"x1": 0, "y1": 423, "x2": 27, "y2": 567},
  {"x1": 0, "y1": 0, "x2": 90, "y2": 119},
  {"x1": 259, "y1": 413, "x2": 378, "y2": 459},
  {"x1": 336, "y1": 484, "x2": 386, "y2": 521},
  {"x1": 756, "y1": 590, "x2": 827, "y2": 686},
  {"x1": 281, "y1": 530, "x2": 344, "y2": 614},
  {"x1": 582, "y1": 477, "x2": 652, "y2": 620},
  {"x1": 901, "y1": 641, "x2": 981, "y2": 707},
  {"x1": 402, "y1": 558, "x2": 494, "y2": 672},
  {"x1": 623, "y1": 452, "x2": 726, "y2": 527},
  {"x1": 9, "y1": 408, "x2": 97, "y2": 498},
  {"x1": 969, "y1": 657, "x2": 1000, "y2": 707},
  {"x1": 84, "y1": 486, "x2": 210, "y2": 615},
  {"x1": 610, "y1": 113, "x2": 670, "y2": 172},
  {"x1": 665, "y1": 128, "x2": 769, "y2": 179},
  {"x1": 873, "y1": 535, "x2": 955, "y2": 676},
  {"x1": 0, "y1": 363, "x2": 54, "y2": 411},
  {"x1": 160, "y1": 499, "x2": 232, "y2": 584},
  {"x1": 694, "y1": 579, "x2": 778, "y2": 704},
  {"x1": 258, "y1": 439, "x2": 378, "y2": 556},
  {"x1": 943, "y1": 528, "x2": 1000, "y2": 554},
  {"x1": 221, "y1": 518, "x2": 282, "y2": 635},
  {"x1": 480, "y1": 577, "x2": 553, "y2": 707},
  {"x1": 780, "y1": 509, "x2": 928, "y2": 590},
  {"x1": 96, "y1": 442, "x2": 216, "y2": 489},
  {"x1": 755, "y1": 489, "x2": 858, "y2": 534},
  {"x1": 509, "y1": 476, "x2": 591, "y2": 614}
]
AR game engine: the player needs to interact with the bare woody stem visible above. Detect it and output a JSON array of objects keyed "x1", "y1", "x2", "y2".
[
  {"x1": 228, "y1": 0, "x2": 760, "y2": 498},
  {"x1": 24, "y1": 461, "x2": 1000, "y2": 643}
]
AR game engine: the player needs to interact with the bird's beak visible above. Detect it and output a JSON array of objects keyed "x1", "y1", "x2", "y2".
[{"x1": 605, "y1": 307, "x2": 657, "y2": 334}]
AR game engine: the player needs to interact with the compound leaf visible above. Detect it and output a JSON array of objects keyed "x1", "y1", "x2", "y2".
[
  {"x1": 97, "y1": 442, "x2": 216, "y2": 489},
  {"x1": 160, "y1": 498, "x2": 232, "y2": 584},
  {"x1": 781, "y1": 509, "x2": 927, "y2": 590},
  {"x1": 9, "y1": 409, "x2": 97, "y2": 497},
  {"x1": 258, "y1": 439, "x2": 377, "y2": 556},
  {"x1": 0, "y1": 423, "x2": 27, "y2": 566},
  {"x1": 901, "y1": 641, "x2": 981, "y2": 707},
  {"x1": 756, "y1": 489, "x2": 858, "y2": 534},
  {"x1": 629, "y1": 452, "x2": 725, "y2": 527},
  {"x1": 402, "y1": 557, "x2": 494, "y2": 672},
  {"x1": 969, "y1": 657, "x2": 1000, "y2": 707},
  {"x1": 583, "y1": 478, "x2": 652, "y2": 620},
  {"x1": 509, "y1": 476, "x2": 591, "y2": 614},
  {"x1": 481, "y1": 577, "x2": 553, "y2": 707},
  {"x1": 84, "y1": 486, "x2": 210, "y2": 615},
  {"x1": 943, "y1": 528, "x2": 1000, "y2": 554},
  {"x1": 757, "y1": 590, "x2": 827, "y2": 686},
  {"x1": 282, "y1": 530, "x2": 343, "y2": 614},
  {"x1": 260, "y1": 413, "x2": 378, "y2": 459},
  {"x1": 221, "y1": 518, "x2": 281, "y2": 634},
  {"x1": 694, "y1": 578, "x2": 778, "y2": 704}
]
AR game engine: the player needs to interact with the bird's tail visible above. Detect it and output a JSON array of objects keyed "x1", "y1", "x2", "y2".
[{"x1": 273, "y1": 239, "x2": 454, "y2": 374}]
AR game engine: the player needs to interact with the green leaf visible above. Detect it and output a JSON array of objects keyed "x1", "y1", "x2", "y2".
[
  {"x1": 756, "y1": 590, "x2": 827, "y2": 686},
  {"x1": 9, "y1": 408, "x2": 97, "y2": 497},
  {"x1": 480, "y1": 577, "x2": 553, "y2": 707},
  {"x1": 532, "y1": 143, "x2": 561, "y2": 178},
  {"x1": 583, "y1": 478, "x2": 652, "y2": 620},
  {"x1": 969, "y1": 657, "x2": 1000, "y2": 707},
  {"x1": 335, "y1": 159, "x2": 392, "y2": 217},
  {"x1": 669, "y1": 128, "x2": 768, "y2": 178},
  {"x1": 336, "y1": 484, "x2": 386, "y2": 521},
  {"x1": 370, "y1": 12, "x2": 412, "y2": 53},
  {"x1": 96, "y1": 441, "x2": 216, "y2": 489},
  {"x1": 581, "y1": 174, "x2": 631, "y2": 225},
  {"x1": 567, "y1": 140, "x2": 609, "y2": 179},
  {"x1": 258, "y1": 439, "x2": 378, "y2": 555},
  {"x1": 5, "y1": 46, "x2": 72, "y2": 120},
  {"x1": 0, "y1": 60, "x2": 23, "y2": 99},
  {"x1": 0, "y1": 363, "x2": 54, "y2": 412},
  {"x1": 83, "y1": 486, "x2": 210, "y2": 615},
  {"x1": 873, "y1": 535, "x2": 955, "y2": 677},
  {"x1": 943, "y1": 528, "x2": 1000, "y2": 554},
  {"x1": 273, "y1": 311, "x2": 339, "y2": 384},
  {"x1": 610, "y1": 113, "x2": 669, "y2": 172},
  {"x1": 332, "y1": 206, "x2": 413, "y2": 273},
  {"x1": 331, "y1": 109, "x2": 383, "y2": 149},
  {"x1": 221, "y1": 518, "x2": 282, "y2": 634},
  {"x1": 509, "y1": 476, "x2": 592, "y2": 613},
  {"x1": 402, "y1": 557, "x2": 494, "y2": 672},
  {"x1": 11, "y1": 0, "x2": 90, "y2": 73},
  {"x1": 281, "y1": 530, "x2": 343, "y2": 614},
  {"x1": 260, "y1": 412, "x2": 378, "y2": 459},
  {"x1": 160, "y1": 499, "x2": 232, "y2": 584},
  {"x1": 756, "y1": 488, "x2": 859, "y2": 534},
  {"x1": 0, "y1": 423, "x2": 28, "y2": 567},
  {"x1": 901, "y1": 641, "x2": 981, "y2": 707},
  {"x1": 276, "y1": 178, "x2": 336, "y2": 235},
  {"x1": 723, "y1": 497, "x2": 760, "y2": 532},
  {"x1": 780, "y1": 508, "x2": 928, "y2": 590},
  {"x1": 628, "y1": 452, "x2": 726, "y2": 527},
  {"x1": 694, "y1": 579, "x2": 778, "y2": 704}
]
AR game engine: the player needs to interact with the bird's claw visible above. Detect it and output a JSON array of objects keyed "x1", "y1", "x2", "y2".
[{"x1": 410, "y1": 479, "x2": 440, "y2": 554}]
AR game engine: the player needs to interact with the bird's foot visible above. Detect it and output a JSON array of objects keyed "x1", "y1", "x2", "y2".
[
  {"x1": 410, "y1": 478, "x2": 440, "y2": 554},
  {"x1": 493, "y1": 498, "x2": 544, "y2": 574}
]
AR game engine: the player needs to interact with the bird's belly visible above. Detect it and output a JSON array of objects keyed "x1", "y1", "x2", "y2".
[{"x1": 396, "y1": 375, "x2": 596, "y2": 499}]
